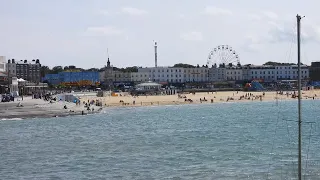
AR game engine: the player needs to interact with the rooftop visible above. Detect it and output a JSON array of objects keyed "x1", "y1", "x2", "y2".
[
  {"x1": 9, "y1": 59, "x2": 41, "y2": 65},
  {"x1": 0, "y1": 72, "x2": 7, "y2": 77},
  {"x1": 16, "y1": 60, "x2": 40, "y2": 65}
]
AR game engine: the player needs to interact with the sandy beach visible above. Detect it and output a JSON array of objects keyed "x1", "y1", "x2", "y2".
[
  {"x1": 1, "y1": 90, "x2": 319, "y2": 119},
  {"x1": 0, "y1": 96, "x2": 100, "y2": 119},
  {"x1": 81, "y1": 90, "x2": 320, "y2": 108}
]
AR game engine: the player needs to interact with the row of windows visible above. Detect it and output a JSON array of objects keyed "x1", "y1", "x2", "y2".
[
  {"x1": 226, "y1": 75, "x2": 310, "y2": 80},
  {"x1": 249, "y1": 76, "x2": 308, "y2": 79},
  {"x1": 132, "y1": 74, "x2": 210, "y2": 78},
  {"x1": 251, "y1": 66, "x2": 304, "y2": 70},
  {"x1": 227, "y1": 72, "x2": 241, "y2": 75},
  {"x1": 148, "y1": 69, "x2": 208, "y2": 73},
  {"x1": 137, "y1": 79, "x2": 208, "y2": 83},
  {"x1": 129, "y1": 70, "x2": 309, "y2": 78},
  {"x1": 276, "y1": 67, "x2": 308, "y2": 69},
  {"x1": 251, "y1": 70, "x2": 308, "y2": 75}
]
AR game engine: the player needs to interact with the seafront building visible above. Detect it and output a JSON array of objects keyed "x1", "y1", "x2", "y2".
[
  {"x1": 242, "y1": 64, "x2": 309, "y2": 82},
  {"x1": 0, "y1": 56, "x2": 6, "y2": 72},
  {"x1": 133, "y1": 67, "x2": 185, "y2": 83},
  {"x1": 43, "y1": 71, "x2": 100, "y2": 86},
  {"x1": 128, "y1": 65, "x2": 309, "y2": 83},
  {"x1": 6, "y1": 59, "x2": 41, "y2": 83},
  {"x1": 309, "y1": 62, "x2": 320, "y2": 81},
  {"x1": 41, "y1": 56, "x2": 311, "y2": 88},
  {"x1": 98, "y1": 58, "x2": 310, "y2": 87}
]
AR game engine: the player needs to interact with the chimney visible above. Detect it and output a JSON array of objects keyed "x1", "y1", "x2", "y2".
[{"x1": 154, "y1": 41, "x2": 158, "y2": 67}]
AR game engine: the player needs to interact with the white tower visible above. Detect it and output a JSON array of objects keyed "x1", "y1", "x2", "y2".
[{"x1": 154, "y1": 41, "x2": 158, "y2": 67}]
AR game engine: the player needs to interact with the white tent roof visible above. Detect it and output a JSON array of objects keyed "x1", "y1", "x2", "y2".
[
  {"x1": 136, "y1": 81, "x2": 161, "y2": 87},
  {"x1": 17, "y1": 78, "x2": 26, "y2": 82}
]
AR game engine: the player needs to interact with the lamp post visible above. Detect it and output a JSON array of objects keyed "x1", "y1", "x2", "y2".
[{"x1": 21, "y1": 87, "x2": 24, "y2": 101}]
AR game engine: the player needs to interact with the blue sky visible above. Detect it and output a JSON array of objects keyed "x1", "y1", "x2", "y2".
[{"x1": 1, "y1": 0, "x2": 320, "y2": 68}]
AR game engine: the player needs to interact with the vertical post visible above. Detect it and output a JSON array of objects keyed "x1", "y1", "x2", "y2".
[
  {"x1": 154, "y1": 41, "x2": 158, "y2": 68},
  {"x1": 297, "y1": 14, "x2": 302, "y2": 180},
  {"x1": 7, "y1": 64, "x2": 10, "y2": 93}
]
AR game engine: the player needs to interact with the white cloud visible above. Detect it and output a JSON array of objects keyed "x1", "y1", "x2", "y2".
[
  {"x1": 242, "y1": 18, "x2": 320, "y2": 48},
  {"x1": 86, "y1": 26, "x2": 123, "y2": 36},
  {"x1": 121, "y1": 7, "x2": 147, "y2": 16},
  {"x1": 247, "y1": 13, "x2": 262, "y2": 21},
  {"x1": 250, "y1": 19, "x2": 320, "y2": 44},
  {"x1": 99, "y1": 10, "x2": 109, "y2": 16},
  {"x1": 180, "y1": 31, "x2": 203, "y2": 41},
  {"x1": 203, "y1": 6, "x2": 232, "y2": 16},
  {"x1": 246, "y1": 35, "x2": 262, "y2": 44},
  {"x1": 178, "y1": 13, "x2": 185, "y2": 19},
  {"x1": 244, "y1": 44, "x2": 261, "y2": 52},
  {"x1": 242, "y1": 35, "x2": 263, "y2": 52},
  {"x1": 262, "y1": 11, "x2": 278, "y2": 20}
]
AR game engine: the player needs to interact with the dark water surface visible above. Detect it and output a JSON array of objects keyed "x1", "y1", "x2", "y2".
[{"x1": 1, "y1": 100, "x2": 320, "y2": 179}]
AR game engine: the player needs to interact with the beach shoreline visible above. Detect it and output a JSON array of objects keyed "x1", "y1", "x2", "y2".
[
  {"x1": 0, "y1": 97, "x2": 101, "y2": 120},
  {"x1": 1, "y1": 90, "x2": 318, "y2": 120},
  {"x1": 81, "y1": 90, "x2": 320, "y2": 108}
]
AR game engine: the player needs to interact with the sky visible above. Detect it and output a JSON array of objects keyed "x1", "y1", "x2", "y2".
[{"x1": 1, "y1": 0, "x2": 320, "y2": 68}]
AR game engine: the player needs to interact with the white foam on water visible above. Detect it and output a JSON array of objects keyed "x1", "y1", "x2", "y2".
[{"x1": 1, "y1": 118, "x2": 23, "y2": 121}]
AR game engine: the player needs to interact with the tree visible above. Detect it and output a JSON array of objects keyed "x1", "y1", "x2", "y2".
[
  {"x1": 86, "y1": 68, "x2": 99, "y2": 72},
  {"x1": 111, "y1": 66, "x2": 138, "y2": 72},
  {"x1": 99, "y1": 67, "x2": 105, "y2": 72},
  {"x1": 123, "y1": 66, "x2": 138, "y2": 72},
  {"x1": 263, "y1": 61, "x2": 296, "y2": 66},
  {"x1": 173, "y1": 63, "x2": 195, "y2": 68},
  {"x1": 51, "y1": 66, "x2": 64, "y2": 74},
  {"x1": 40, "y1": 66, "x2": 51, "y2": 77}
]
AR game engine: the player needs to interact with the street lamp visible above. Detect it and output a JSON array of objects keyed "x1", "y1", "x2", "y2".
[{"x1": 21, "y1": 87, "x2": 24, "y2": 101}]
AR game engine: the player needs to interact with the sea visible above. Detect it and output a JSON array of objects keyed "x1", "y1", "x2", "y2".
[{"x1": 1, "y1": 100, "x2": 320, "y2": 180}]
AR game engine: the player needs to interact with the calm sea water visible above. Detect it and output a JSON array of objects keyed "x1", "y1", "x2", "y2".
[{"x1": 1, "y1": 100, "x2": 320, "y2": 180}]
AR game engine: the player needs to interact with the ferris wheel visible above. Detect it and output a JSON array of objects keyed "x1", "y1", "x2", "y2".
[{"x1": 207, "y1": 45, "x2": 241, "y2": 67}]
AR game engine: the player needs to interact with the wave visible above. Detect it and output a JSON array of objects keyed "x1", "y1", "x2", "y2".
[{"x1": 1, "y1": 118, "x2": 23, "y2": 121}]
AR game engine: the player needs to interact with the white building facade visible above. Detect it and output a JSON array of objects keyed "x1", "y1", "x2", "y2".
[
  {"x1": 246, "y1": 65, "x2": 276, "y2": 82},
  {"x1": 0, "y1": 56, "x2": 6, "y2": 72},
  {"x1": 208, "y1": 67, "x2": 226, "y2": 82},
  {"x1": 103, "y1": 64, "x2": 310, "y2": 84},
  {"x1": 135, "y1": 67, "x2": 185, "y2": 83},
  {"x1": 226, "y1": 67, "x2": 243, "y2": 81},
  {"x1": 131, "y1": 71, "x2": 150, "y2": 82},
  {"x1": 275, "y1": 65, "x2": 309, "y2": 80},
  {"x1": 184, "y1": 67, "x2": 208, "y2": 82},
  {"x1": 244, "y1": 65, "x2": 309, "y2": 82}
]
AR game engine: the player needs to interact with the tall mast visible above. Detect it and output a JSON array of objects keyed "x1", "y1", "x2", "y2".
[
  {"x1": 154, "y1": 41, "x2": 158, "y2": 68},
  {"x1": 297, "y1": 14, "x2": 302, "y2": 180}
]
